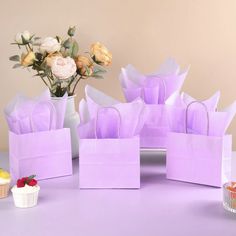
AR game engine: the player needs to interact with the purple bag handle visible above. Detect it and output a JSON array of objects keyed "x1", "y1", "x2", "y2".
[
  {"x1": 30, "y1": 101, "x2": 56, "y2": 132},
  {"x1": 141, "y1": 77, "x2": 167, "y2": 102},
  {"x1": 95, "y1": 106, "x2": 122, "y2": 139},
  {"x1": 159, "y1": 77, "x2": 167, "y2": 102},
  {"x1": 185, "y1": 101, "x2": 209, "y2": 135}
]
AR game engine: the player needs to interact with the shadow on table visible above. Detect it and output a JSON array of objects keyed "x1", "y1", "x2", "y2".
[
  {"x1": 190, "y1": 201, "x2": 236, "y2": 220},
  {"x1": 140, "y1": 151, "x2": 166, "y2": 188},
  {"x1": 141, "y1": 152, "x2": 166, "y2": 165}
]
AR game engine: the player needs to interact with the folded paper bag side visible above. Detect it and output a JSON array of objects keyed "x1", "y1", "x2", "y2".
[
  {"x1": 79, "y1": 137, "x2": 140, "y2": 164},
  {"x1": 79, "y1": 136, "x2": 140, "y2": 189},
  {"x1": 166, "y1": 132, "x2": 232, "y2": 187},
  {"x1": 9, "y1": 128, "x2": 73, "y2": 182}
]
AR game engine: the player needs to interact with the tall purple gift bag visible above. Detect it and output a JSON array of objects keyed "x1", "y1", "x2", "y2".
[
  {"x1": 166, "y1": 101, "x2": 232, "y2": 187},
  {"x1": 119, "y1": 60, "x2": 189, "y2": 149},
  {"x1": 8, "y1": 102, "x2": 73, "y2": 182},
  {"x1": 78, "y1": 107, "x2": 140, "y2": 189}
]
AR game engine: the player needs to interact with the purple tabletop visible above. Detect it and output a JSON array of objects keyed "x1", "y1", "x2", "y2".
[{"x1": 0, "y1": 151, "x2": 236, "y2": 236}]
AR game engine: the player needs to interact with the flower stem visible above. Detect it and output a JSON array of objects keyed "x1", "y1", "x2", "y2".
[
  {"x1": 71, "y1": 76, "x2": 82, "y2": 95},
  {"x1": 25, "y1": 45, "x2": 29, "y2": 52},
  {"x1": 40, "y1": 76, "x2": 50, "y2": 89},
  {"x1": 27, "y1": 43, "x2": 33, "y2": 51}
]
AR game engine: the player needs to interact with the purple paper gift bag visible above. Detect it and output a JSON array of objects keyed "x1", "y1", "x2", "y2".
[
  {"x1": 166, "y1": 101, "x2": 233, "y2": 187},
  {"x1": 140, "y1": 104, "x2": 171, "y2": 148},
  {"x1": 8, "y1": 101, "x2": 72, "y2": 182},
  {"x1": 78, "y1": 107, "x2": 140, "y2": 189},
  {"x1": 119, "y1": 60, "x2": 189, "y2": 149}
]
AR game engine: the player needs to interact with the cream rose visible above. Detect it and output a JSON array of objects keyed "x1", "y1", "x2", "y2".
[
  {"x1": 15, "y1": 30, "x2": 31, "y2": 44},
  {"x1": 40, "y1": 37, "x2": 61, "y2": 54},
  {"x1": 90, "y1": 42, "x2": 112, "y2": 66},
  {"x1": 51, "y1": 56, "x2": 77, "y2": 79}
]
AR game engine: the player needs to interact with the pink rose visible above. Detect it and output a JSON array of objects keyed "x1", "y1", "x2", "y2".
[{"x1": 51, "y1": 56, "x2": 77, "y2": 79}]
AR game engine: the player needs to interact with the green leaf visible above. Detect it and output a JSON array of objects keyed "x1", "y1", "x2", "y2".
[
  {"x1": 71, "y1": 40, "x2": 79, "y2": 58},
  {"x1": 93, "y1": 64, "x2": 107, "y2": 74},
  {"x1": 29, "y1": 34, "x2": 35, "y2": 40},
  {"x1": 36, "y1": 72, "x2": 47, "y2": 77},
  {"x1": 85, "y1": 66, "x2": 90, "y2": 75},
  {"x1": 34, "y1": 37, "x2": 41, "y2": 40},
  {"x1": 21, "y1": 35, "x2": 28, "y2": 44},
  {"x1": 12, "y1": 63, "x2": 21, "y2": 69},
  {"x1": 32, "y1": 42, "x2": 41, "y2": 46},
  {"x1": 9, "y1": 55, "x2": 20, "y2": 62},
  {"x1": 28, "y1": 175, "x2": 36, "y2": 180},
  {"x1": 92, "y1": 74, "x2": 104, "y2": 79},
  {"x1": 68, "y1": 26, "x2": 76, "y2": 37},
  {"x1": 56, "y1": 36, "x2": 60, "y2": 43},
  {"x1": 63, "y1": 38, "x2": 71, "y2": 49}
]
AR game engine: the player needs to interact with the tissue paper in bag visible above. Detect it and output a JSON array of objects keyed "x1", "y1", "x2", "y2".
[
  {"x1": 119, "y1": 59, "x2": 189, "y2": 149},
  {"x1": 166, "y1": 99, "x2": 236, "y2": 187}
]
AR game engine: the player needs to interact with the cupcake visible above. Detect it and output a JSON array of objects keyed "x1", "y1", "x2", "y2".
[
  {"x1": 11, "y1": 175, "x2": 40, "y2": 208},
  {"x1": 0, "y1": 168, "x2": 11, "y2": 198}
]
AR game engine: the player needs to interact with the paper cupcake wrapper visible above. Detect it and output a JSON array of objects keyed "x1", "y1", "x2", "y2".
[
  {"x1": 12, "y1": 190, "x2": 39, "y2": 208},
  {"x1": 0, "y1": 183, "x2": 10, "y2": 198}
]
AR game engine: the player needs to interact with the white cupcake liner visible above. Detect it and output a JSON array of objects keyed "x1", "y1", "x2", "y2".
[{"x1": 11, "y1": 187, "x2": 40, "y2": 208}]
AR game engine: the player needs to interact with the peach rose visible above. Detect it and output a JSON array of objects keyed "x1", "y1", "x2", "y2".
[
  {"x1": 90, "y1": 42, "x2": 112, "y2": 66},
  {"x1": 75, "y1": 55, "x2": 93, "y2": 76}
]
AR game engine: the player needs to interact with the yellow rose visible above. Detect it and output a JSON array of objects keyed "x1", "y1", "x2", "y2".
[
  {"x1": 76, "y1": 55, "x2": 94, "y2": 77},
  {"x1": 90, "y1": 42, "x2": 112, "y2": 66},
  {"x1": 45, "y1": 52, "x2": 62, "y2": 67},
  {"x1": 21, "y1": 51, "x2": 35, "y2": 66}
]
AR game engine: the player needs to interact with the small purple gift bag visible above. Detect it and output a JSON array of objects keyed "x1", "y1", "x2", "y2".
[
  {"x1": 7, "y1": 99, "x2": 72, "y2": 182},
  {"x1": 166, "y1": 101, "x2": 235, "y2": 187},
  {"x1": 78, "y1": 107, "x2": 140, "y2": 189},
  {"x1": 119, "y1": 59, "x2": 189, "y2": 149}
]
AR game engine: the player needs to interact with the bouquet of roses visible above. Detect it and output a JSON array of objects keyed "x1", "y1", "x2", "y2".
[{"x1": 9, "y1": 26, "x2": 112, "y2": 97}]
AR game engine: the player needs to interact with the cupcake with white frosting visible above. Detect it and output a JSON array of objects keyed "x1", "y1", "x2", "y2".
[
  {"x1": 11, "y1": 175, "x2": 40, "y2": 208},
  {"x1": 0, "y1": 169, "x2": 11, "y2": 198}
]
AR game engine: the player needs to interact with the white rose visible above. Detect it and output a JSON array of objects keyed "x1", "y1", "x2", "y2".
[
  {"x1": 15, "y1": 30, "x2": 31, "y2": 44},
  {"x1": 51, "y1": 56, "x2": 77, "y2": 80},
  {"x1": 40, "y1": 37, "x2": 61, "y2": 53}
]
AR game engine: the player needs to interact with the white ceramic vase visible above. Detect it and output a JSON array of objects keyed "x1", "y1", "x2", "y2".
[{"x1": 52, "y1": 96, "x2": 80, "y2": 159}]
